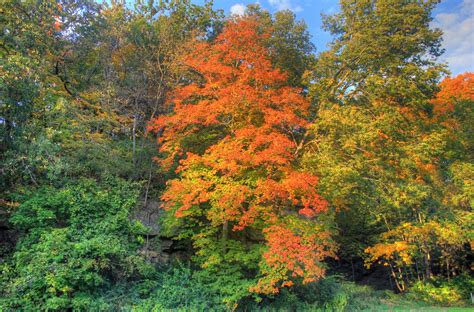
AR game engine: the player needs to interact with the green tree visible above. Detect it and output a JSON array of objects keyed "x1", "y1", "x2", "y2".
[
  {"x1": 240, "y1": 4, "x2": 315, "y2": 87},
  {"x1": 303, "y1": 0, "x2": 446, "y2": 266}
]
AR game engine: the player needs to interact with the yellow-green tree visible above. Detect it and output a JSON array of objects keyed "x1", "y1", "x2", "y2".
[{"x1": 302, "y1": 0, "x2": 450, "y2": 277}]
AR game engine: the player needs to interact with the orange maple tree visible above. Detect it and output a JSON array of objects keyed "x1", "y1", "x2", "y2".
[
  {"x1": 432, "y1": 72, "x2": 474, "y2": 116},
  {"x1": 148, "y1": 17, "x2": 334, "y2": 294},
  {"x1": 431, "y1": 72, "x2": 473, "y2": 140}
]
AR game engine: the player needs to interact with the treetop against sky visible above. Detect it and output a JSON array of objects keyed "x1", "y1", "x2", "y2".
[{"x1": 194, "y1": 0, "x2": 473, "y2": 75}]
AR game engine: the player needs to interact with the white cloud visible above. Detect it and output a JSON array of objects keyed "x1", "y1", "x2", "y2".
[
  {"x1": 433, "y1": 0, "x2": 474, "y2": 75},
  {"x1": 267, "y1": 0, "x2": 302, "y2": 12},
  {"x1": 230, "y1": 3, "x2": 246, "y2": 16}
]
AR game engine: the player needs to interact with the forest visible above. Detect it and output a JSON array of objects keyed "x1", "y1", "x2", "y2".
[{"x1": 0, "y1": 0, "x2": 473, "y2": 310}]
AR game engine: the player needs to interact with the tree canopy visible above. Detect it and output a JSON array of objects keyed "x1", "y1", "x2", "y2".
[{"x1": 0, "y1": 0, "x2": 472, "y2": 310}]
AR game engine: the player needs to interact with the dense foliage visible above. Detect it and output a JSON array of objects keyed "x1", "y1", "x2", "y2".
[
  {"x1": 0, "y1": 178, "x2": 151, "y2": 310},
  {"x1": 148, "y1": 18, "x2": 334, "y2": 299},
  {"x1": 1, "y1": 0, "x2": 472, "y2": 310}
]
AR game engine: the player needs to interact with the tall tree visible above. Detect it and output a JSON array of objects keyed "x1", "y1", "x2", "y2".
[
  {"x1": 365, "y1": 72, "x2": 474, "y2": 287},
  {"x1": 149, "y1": 17, "x2": 334, "y2": 301},
  {"x1": 303, "y1": 0, "x2": 446, "y2": 268},
  {"x1": 241, "y1": 4, "x2": 315, "y2": 87}
]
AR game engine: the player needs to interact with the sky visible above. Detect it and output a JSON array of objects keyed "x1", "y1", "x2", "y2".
[{"x1": 195, "y1": 0, "x2": 473, "y2": 75}]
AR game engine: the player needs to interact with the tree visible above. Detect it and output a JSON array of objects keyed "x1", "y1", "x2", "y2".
[
  {"x1": 302, "y1": 0, "x2": 447, "y2": 271},
  {"x1": 0, "y1": 0, "x2": 223, "y2": 216},
  {"x1": 237, "y1": 4, "x2": 315, "y2": 87},
  {"x1": 365, "y1": 219, "x2": 470, "y2": 291},
  {"x1": 311, "y1": 0, "x2": 444, "y2": 106},
  {"x1": 431, "y1": 73, "x2": 473, "y2": 212},
  {"x1": 363, "y1": 73, "x2": 473, "y2": 290},
  {"x1": 149, "y1": 17, "x2": 334, "y2": 300},
  {"x1": 432, "y1": 73, "x2": 474, "y2": 116}
]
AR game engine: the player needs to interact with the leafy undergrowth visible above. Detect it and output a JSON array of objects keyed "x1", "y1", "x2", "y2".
[
  {"x1": 2, "y1": 177, "x2": 471, "y2": 311},
  {"x1": 405, "y1": 274, "x2": 474, "y2": 308},
  {"x1": 94, "y1": 271, "x2": 474, "y2": 311}
]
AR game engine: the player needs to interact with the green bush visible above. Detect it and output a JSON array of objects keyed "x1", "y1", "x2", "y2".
[
  {"x1": 238, "y1": 275, "x2": 385, "y2": 311},
  {"x1": 407, "y1": 275, "x2": 474, "y2": 306},
  {"x1": 0, "y1": 178, "x2": 152, "y2": 311},
  {"x1": 123, "y1": 264, "x2": 229, "y2": 311},
  {"x1": 102, "y1": 272, "x2": 388, "y2": 311}
]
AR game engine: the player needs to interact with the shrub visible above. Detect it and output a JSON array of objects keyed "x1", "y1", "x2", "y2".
[
  {"x1": 114, "y1": 264, "x2": 228, "y2": 311},
  {"x1": 239, "y1": 275, "x2": 385, "y2": 311},
  {"x1": 407, "y1": 275, "x2": 473, "y2": 306},
  {"x1": 0, "y1": 178, "x2": 152, "y2": 311}
]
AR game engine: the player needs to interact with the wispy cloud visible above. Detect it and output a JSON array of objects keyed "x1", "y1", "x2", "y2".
[
  {"x1": 433, "y1": 0, "x2": 474, "y2": 75},
  {"x1": 267, "y1": 0, "x2": 302, "y2": 12},
  {"x1": 230, "y1": 3, "x2": 246, "y2": 16}
]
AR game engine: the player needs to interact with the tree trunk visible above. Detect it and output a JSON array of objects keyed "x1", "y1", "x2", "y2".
[
  {"x1": 446, "y1": 259, "x2": 450, "y2": 280},
  {"x1": 222, "y1": 221, "x2": 228, "y2": 242},
  {"x1": 351, "y1": 257, "x2": 356, "y2": 282},
  {"x1": 389, "y1": 263, "x2": 405, "y2": 292},
  {"x1": 424, "y1": 252, "x2": 431, "y2": 280},
  {"x1": 132, "y1": 114, "x2": 137, "y2": 170}
]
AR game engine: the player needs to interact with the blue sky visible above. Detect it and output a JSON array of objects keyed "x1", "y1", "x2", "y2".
[{"x1": 196, "y1": 0, "x2": 473, "y2": 75}]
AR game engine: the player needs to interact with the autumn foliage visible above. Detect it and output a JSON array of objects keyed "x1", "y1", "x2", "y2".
[
  {"x1": 148, "y1": 18, "x2": 334, "y2": 294},
  {"x1": 364, "y1": 73, "x2": 474, "y2": 293},
  {"x1": 4, "y1": 0, "x2": 474, "y2": 309},
  {"x1": 432, "y1": 73, "x2": 474, "y2": 115}
]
